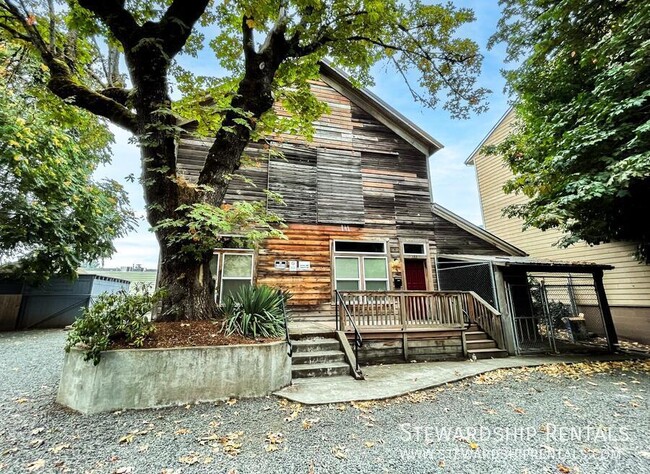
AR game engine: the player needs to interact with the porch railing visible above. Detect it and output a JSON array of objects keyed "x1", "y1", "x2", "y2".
[
  {"x1": 337, "y1": 291, "x2": 465, "y2": 330},
  {"x1": 458, "y1": 291, "x2": 505, "y2": 350},
  {"x1": 335, "y1": 290, "x2": 362, "y2": 372}
]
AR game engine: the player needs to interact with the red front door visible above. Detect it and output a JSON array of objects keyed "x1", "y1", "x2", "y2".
[{"x1": 405, "y1": 259, "x2": 427, "y2": 290}]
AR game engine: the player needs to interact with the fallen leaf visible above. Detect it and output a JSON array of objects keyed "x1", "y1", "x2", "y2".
[
  {"x1": 265, "y1": 432, "x2": 284, "y2": 452},
  {"x1": 364, "y1": 441, "x2": 375, "y2": 448},
  {"x1": 302, "y1": 418, "x2": 320, "y2": 429},
  {"x1": 174, "y1": 428, "x2": 190, "y2": 435},
  {"x1": 50, "y1": 443, "x2": 70, "y2": 454},
  {"x1": 114, "y1": 468, "x2": 133, "y2": 474},
  {"x1": 26, "y1": 459, "x2": 45, "y2": 472},
  {"x1": 219, "y1": 431, "x2": 243, "y2": 456},
  {"x1": 119, "y1": 434, "x2": 135, "y2": 444},
  {"x1": 15, "y1": 398, "x2": 29, "y2": 404},
  {"x1": 563, "y1": 400, "x2": 578, "y2": 409},
  {"x1": 438, "y1": 460, "x2": 446, "y2": 468},
  {"x1": 332, "y1": 445, "x2": 347, "y2": 459},
  {"x1": 557, "y1": 464, "x2": 571, "y2": 473},
  {"x1": 178, "y1": 452, "x2": 200, "y2": 465},
  {"x1": 226, "y1": 398, "x2": 237, "y2": 406}
]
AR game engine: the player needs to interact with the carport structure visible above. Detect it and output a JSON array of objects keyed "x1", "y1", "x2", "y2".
[{"x1": 436, "y1": 254, "x2": 618, "y2": 355}]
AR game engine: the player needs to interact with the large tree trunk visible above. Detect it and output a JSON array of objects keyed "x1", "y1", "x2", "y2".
[
  {"x1": 123, "y1": 41, "x2": 221, "y2": 321},
  {"x1": 157, "y1": 245, "x2": 216, "y2": 320},
  {"x1": 122, "y1": 24, "x2": 283, "y2": 321}
]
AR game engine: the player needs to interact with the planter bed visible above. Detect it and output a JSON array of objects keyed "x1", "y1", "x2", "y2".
[{"x1": 57, "y1": 340, "x2": 291, "y2": 414}]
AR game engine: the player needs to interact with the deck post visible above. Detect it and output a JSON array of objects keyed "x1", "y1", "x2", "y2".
[
  {"x1": 592, "y1": 270, "x2": 618, "y2": 352},
  {"x1": 402, "y1": 332, "x2": 409, "y2": 361},
  {"x1": 399, "y1": 293, "x2": 407, "y2": 331},
  {"x1": 454, "y1": 295, "x2": 463, "y2": 327}
]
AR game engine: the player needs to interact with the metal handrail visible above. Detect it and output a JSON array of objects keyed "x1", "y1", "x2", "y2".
[
  {"x1": 335, "y1": 290, "x2": 362, "y2": 372},
  {"x1": 280, "y1": 297, "x2": 292, "y2": 357}
]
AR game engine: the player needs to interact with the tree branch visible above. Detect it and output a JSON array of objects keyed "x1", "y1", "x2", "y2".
[
  {"x1": 99, "y1": 86, "x2": 131, "y2": 106},
  {"x1": 47, "y1": 60, "x2": 137, "y2": 132},
  {"x1": 76, "y1": 0, "x2": 140, "y2": 48},
  {"x1": 158, "y1": 0, "x2": 210, "y2": 57},
  {"x1": 242, "y1": 15, "x2": 256, "y2": 65}
]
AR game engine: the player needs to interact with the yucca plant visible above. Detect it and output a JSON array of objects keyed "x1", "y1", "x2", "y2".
[{"x1": 220, "y1": 285, "x2": 290, "y2": 338}]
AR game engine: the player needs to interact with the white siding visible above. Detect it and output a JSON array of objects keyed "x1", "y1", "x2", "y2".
[{"x1": 472, "y1": 111, "x2": 650, "y2": 308}]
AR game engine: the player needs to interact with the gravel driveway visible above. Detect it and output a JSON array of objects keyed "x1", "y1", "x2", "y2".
[{"x1": 1, "y1": 330, "x2": 649, "y2": 474}]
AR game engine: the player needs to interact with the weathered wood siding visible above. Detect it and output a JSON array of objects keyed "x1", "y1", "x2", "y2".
[
  {"x1": 472, "y1": 110, "x2": 650, "y2": 340},
  {"x1": 177, "y1": 78, "x2": 435, "y2": 230},
  {"x1": 256, "y1": 224, "x2": 395, "y2": 311},
  {"x1": 348, "y1": 330, "x2": 464, "y2": 364},
  {"x1": 432, "y1": 213, "x2": 506, "y2": 255},
  {"x1": 176, "y1": 74, "x2": 512, "y2": 319}
]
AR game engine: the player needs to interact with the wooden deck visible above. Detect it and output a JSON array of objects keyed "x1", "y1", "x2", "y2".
[{"x1": 334, "y1": 290, "x2": 506, "y2": 363}]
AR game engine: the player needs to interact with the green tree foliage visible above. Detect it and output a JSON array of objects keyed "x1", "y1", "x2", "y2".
[
  {"x1": 489, "y1": 0, "x2": 650, "y2": 262},
  {"x1": 0, "y1": 45, "x2": 136, "y2": 282},
  {"x1": 1, "y1": 0, "x2": 489, "y2": 319}
]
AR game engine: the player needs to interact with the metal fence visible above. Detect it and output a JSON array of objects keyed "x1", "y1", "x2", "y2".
[
  {"x1": 509, "y1": 274, "x2": 609, "y2": 354},
  {"x1": 437, "y1": 261, "x2": 497, "y2": 309}
]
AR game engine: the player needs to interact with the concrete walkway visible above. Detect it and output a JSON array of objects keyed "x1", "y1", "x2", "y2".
[{"x1": 275, "y1": 353, "x2": 635, "y2": 404}]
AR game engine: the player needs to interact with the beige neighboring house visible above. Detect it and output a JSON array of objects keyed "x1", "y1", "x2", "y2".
[{"x1": 467, "y1": 109, "x2": 650, "y2": 344}]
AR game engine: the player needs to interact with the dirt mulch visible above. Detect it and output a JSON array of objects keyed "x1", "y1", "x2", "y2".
[{"x1": 109, "y1": 320, "x2": 279, "y2": 350}]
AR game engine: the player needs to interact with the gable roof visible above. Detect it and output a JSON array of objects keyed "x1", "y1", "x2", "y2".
[
  {"x1": 432, "y1": 202, "x2": 527, "y2": 256},
  {"x1": 319, "y1": 62, "x2": 443, "y2": 157},
  {"x1": 178, "y1": 62, "x2": 444, "y2": 157},
  {"x1": 464, "y1": 107, "x2": 514, "y2": 165}
]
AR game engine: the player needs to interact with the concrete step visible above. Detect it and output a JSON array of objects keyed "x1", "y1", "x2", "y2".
[
  {"x1": 466, "y1": 339, "x2": 498, "y2": 350},
  {"x1": 292, "y1": 362, "x2": 351, "y2": 378},
  {"x1": 467, "y1": 348, "x2": 509, "y2": 359},
  {"x1": 291, "y1": 338, "x2": 341, "y2": 353},
  {"x1": 465, "y1": 331, "x2": 489, "y2": 341},
  {"x1": 292, "y1": 350, "x2": 346, "y2": 365}
]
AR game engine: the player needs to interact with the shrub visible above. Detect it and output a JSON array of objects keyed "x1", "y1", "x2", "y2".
[
  {"x1": 220, "y1": 285, "x2": 290, "y2": 339},
  {"x1": 64, "y1": 284, "x2": 163, "y2": 365}
]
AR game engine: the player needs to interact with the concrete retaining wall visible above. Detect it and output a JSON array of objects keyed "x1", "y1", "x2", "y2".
[{"x1": 57, "y1": 341, "x2": 291, "y2": 414}]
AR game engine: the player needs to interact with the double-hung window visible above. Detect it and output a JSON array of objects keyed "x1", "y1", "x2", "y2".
[
  {"x1": 218, "y1": 252, "x2": 254, "y2": 302},
  {"x1": 333, "y1": 241, "x2": 389, "y2": 292}
]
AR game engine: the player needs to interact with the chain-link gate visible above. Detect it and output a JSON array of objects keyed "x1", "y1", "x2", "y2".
[
  {"x1": 437, "y1": 261, "x2": 497, "y2": 308},
  {"x1": 508, "y1": 274, "x2": 610, "y2": 354}
]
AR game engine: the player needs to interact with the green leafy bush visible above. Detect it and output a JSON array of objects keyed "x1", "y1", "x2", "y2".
[
  {"x1": 220, "y1": 285, "x2": 290, "y2": 339},
  {"x1": 64, "y1": 284, "x2": 163, "y2": 365}
]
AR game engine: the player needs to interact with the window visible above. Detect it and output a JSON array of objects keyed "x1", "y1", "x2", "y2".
[
  {"x1": 403, "y1": 243, "x2": 426, "y2": 255},
  {"x1": 219, "y1": 253, "x2": 254, "y2": 302},
  {"x1": 333, "y1": 241, "x2": 389, "y2": 292},
  {"x1": 334, "y1": 241, "x2": 385, "y2": 253}
]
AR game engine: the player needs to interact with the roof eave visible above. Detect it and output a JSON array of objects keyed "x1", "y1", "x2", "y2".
[
  {"x1": 464, "y1": 106, "x2": 514, "y2": 166},
  {"x1": 319, "y1": 61, "x2": 443, "y2": 157},
  {"x1": 432, "y1": 203, "x2": 527, "y2": 256}
]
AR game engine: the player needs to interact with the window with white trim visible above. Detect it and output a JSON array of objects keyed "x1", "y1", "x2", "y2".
[
  {"x1": 219, "y1": 252, "x2": 254, "y2": 302},
  {"x1": 402, "y1": 242, "x2": 426, "y2": 255},
  {"x1": 333, "y1": 241, "x2": 389, "y2": 291}
]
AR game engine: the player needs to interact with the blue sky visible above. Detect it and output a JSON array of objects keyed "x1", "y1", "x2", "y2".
[{"x1": 99, "y1": 1, "x2": 510, "y2": 269}]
